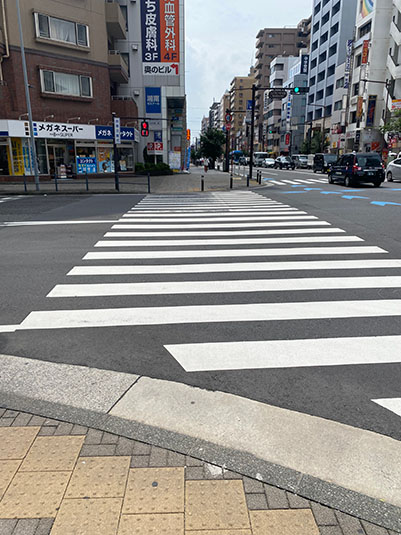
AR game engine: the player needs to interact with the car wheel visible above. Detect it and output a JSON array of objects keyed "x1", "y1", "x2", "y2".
[
  {"x1": 313, "y1": 169, "x2": 317, "y2": 173},
  {"x1": 387, "y1": 172, "x2": 393, "y2": 182},
  {"x1": 345, "y1": 177, "x2": 354, "y2": 188},
  {"x1": 373, "y1": 180, "x2": 381, "y2": 188},
  {"x1": 328, "y1": 174, "x2": 334, "y2": 184}
]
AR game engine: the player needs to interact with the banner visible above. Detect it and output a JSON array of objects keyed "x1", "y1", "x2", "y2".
[
  {"x1": 141, "y1": 0, "x2": 180, "y2": 75},
  {"x1": 344, "y1": 40, "x2": 353, "y2": 89},
  {"x1": 361, "y1": 40, "x2": 370, "y2": 65},
  {"x1": 361, "y1": 0, "x2": 374, "y2": 18},
  {"x1": 356, "y1": 97, "x2": 364, "y2": 120},
  {"x1": 366, "y1": 95, "x2": 377, "y2": 127}
]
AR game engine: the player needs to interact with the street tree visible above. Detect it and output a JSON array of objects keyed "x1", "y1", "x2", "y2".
[
  {"x1": 381, "y1": 110, "x2": 401, "y2": 135},
  {"x1": 200, "y1": 128, "x2": 226, "y2": 169}
]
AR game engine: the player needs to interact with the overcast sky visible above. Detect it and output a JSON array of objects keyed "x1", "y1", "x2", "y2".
[{"x1": 185, "y1": 0, "x2": 312, "y2": 139}]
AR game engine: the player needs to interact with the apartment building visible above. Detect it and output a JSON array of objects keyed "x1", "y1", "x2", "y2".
[
  {"x1": 114, "y1": 0, "x2": 186, "y2": 169},
  {"x1": 209, "y1": 102, "x2": 220, "y2": 129},
  {"x1": 346, "y1": 1, "x2": 393, "y2": 152},
  {"x1": 0, "y1": 0, "x2": 142, "y2": 178},
  {"x1": 219, "y1": 91, "x2": 231, "y2": 129},
  {"x1": 307, "y1": 0, "x2": 358, "y2": 149},
  {"x1": 254, "y1": 18, "x2": 311, "y2": 150},
  {"x1": 229, "y1": 73, "x2": 255, "y2": 150}
]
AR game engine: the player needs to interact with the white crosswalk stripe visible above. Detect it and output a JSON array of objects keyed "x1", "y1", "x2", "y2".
[{"x1": 6, "y1": 190, "x2": 401, "y2": 403}]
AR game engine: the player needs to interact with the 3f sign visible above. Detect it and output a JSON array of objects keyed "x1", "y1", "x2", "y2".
[{"x1": 145, "y1": 52, "x2": 159, "y2": 61}]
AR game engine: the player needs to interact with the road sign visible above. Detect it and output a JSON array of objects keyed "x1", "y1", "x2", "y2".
[
  {"x1": 226, "y1": 123, "x2": 232, "y2": 131},
  {"x1": 113, "y1": 117, "x2": 121, "y2": 144},
  {"x1": 269, "y1": 89, "x2": 287, "y2": 100},
  {"x1": 225, "y1": 113, "x2": 233, "y2": 123},
  {"x1": 285, "y1": 133, "x2": 291, "y2": 146}
]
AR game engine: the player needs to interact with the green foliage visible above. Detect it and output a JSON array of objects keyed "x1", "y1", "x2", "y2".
[
  {"x1": 300, "y1": 140, "x2": 310, "y2": 154},
  {"x1": 310, "y1": 131, "x2": 329, "y2": 154},
  {"x1": 200, "y1": 128, "x2": 226, "y2": 163},
  {"x1": 135, "y1": 162, "x2": 173, "y2": 175},
  {"x1": 191, "y1": 147, "x2": 201, "y2": 162},
  {"x1": 381, "y1": 110, "x2": 401, "y2": 135}
]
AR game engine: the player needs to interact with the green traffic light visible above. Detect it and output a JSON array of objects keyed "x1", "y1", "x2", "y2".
[{"x1": 294, "y1": 87, "x2": 300, "y2": 93}]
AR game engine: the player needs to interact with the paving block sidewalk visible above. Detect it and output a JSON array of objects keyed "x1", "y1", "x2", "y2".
[{"x1": 0, "y1": 408, "x2": 398, "y2": 535}]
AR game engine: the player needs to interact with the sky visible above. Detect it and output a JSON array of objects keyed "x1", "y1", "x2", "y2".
[{"x1": 185, "y1": 0, "x2": 312, "y2": 140}]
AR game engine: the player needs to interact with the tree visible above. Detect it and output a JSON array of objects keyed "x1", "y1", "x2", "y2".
[
  {"x1": 381, "y1": 110, "x2": 401, "y2": 135},
  {"x1": 200, "y1": 128, "x2": 226, "y2": 167},
  {"x1": 310, "y1": 131, "x2": 329, "y2": 154}
]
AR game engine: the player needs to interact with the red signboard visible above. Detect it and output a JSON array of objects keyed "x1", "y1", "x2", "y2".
[
  {"x1": 361, "y1": 40, "x2": 370, "y2": 65},
  {"x1": 285, "y1": 133, "x2": 290, "y2": 146},
  {"x1": 147, "y1": 142, "x2": 164, "y2": 155},
  {"x1": 160, "y1": 0, "x2": 180, "y2": 63}
]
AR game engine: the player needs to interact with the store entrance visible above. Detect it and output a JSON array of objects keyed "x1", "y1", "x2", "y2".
[
  {"x1": 48, "y1": 144, "x2": 67, "y2": 178},
  {"x1": 0, "y1": 143, "x2": 11, "y2": 175}
]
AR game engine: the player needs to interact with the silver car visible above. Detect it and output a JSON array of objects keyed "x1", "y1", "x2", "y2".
[
  {"x1": 386, "y1": 159, "x2": 401, "y2": 182},
  {"x1": 262, "y1": 158, "x2": 276, "y2": 168}
]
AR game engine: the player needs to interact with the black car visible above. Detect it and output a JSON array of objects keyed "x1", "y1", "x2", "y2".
[
  {"x1": 328, "y1": 153, "x2": 385, "y2": 187},
  {"x1": 275, "y1": 156, "x2": 295, "y2": 170},
  {"x1": 313, "y1": 153, "x2": 338, "y2": 173}
]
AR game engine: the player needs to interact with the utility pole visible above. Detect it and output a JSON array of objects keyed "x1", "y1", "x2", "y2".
[
  {"x1": 225, "y1": 129, "x2": 229, "y2": 172},
  {"x1": 249, "y1": 84, "x2": 256, "y2": 183},
  {"x1": 16, "y1": 0, "x2": 40, "y2": 191}
]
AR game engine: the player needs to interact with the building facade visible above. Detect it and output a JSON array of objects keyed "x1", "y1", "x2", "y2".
[
  {"x1": 229, "y1": 73, "x2": 255, "y2": 150},
  {"x1": 0, "y1": 0, "x2": 141, "y2": 178}
]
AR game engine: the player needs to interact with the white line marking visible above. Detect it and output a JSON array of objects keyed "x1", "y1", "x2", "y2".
[
  {"x1": 127, "y1": 209, "x2": 300, "y2": 216},
  {"x1": 1, "y1": 220, "x2": 118, "y2": 227},
  {"x1": 48, "y1": 276, "x2": 401, "y2": 298},
  {"x1": 372, "y1": 398, "x2": 401, "y2": 417},
  {"x1": 112, "y1": 221, "x2": 332, "y2": 229},
  {"x1": 120, "y1": 215, "x2": 316, "y2": 223},
  {"x1": 17, "y1": 300, "x2": 401, "y2": 330},
  {"x1": 0, "y1": 325, "x2": 19, "y2": 333},
  {"x1": 83, "y1": 246, "x2": 386, "y2": 261},
  {"x1": 95, "y1": 236, "x2": 363, "y2": 248},
  {"x1": 164, "y1": 337, "x2": 401, "y2": 372},
  {"x1": 104, "y1": 229, "x2": 346, "y2": 238},
  {"x1": 67, "y1": 259, "x2": 401, "y2": 276}
]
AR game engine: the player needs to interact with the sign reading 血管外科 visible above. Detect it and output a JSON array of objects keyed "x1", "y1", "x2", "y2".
[
  {"x1": 146, "y1": 87, "x2": 162, "y2": 114},
  {"x1": 141, "y1": 0, "x2": 180, "y2": 75}
]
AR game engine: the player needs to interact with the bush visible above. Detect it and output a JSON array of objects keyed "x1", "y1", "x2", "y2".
[{"x1": 135, "y1": 162, "x2": 173, "y2": 175}]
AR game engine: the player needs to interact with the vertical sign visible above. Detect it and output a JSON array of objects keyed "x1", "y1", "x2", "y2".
[
  {"x1": 361, "y1": 40, "x2": 370, "y2": 64},
  {"x1": 141, "y1": 0, "x2": 180, "y2": 75},
  {"x1": 344, "y1": 40, "x2": 353, "y2": 89},
  {"x1": 301, "y1": 54, "x2": 309, "y2": 75},
  {"x1": 113, "y1": 117, "x2": 121, "y2": 144},
  {"x1": 366, "y1": 95, "x2": 377, "y2": 127},
  {"x1": 145, "y1": 87, "x2": 162, "y2": 114}
]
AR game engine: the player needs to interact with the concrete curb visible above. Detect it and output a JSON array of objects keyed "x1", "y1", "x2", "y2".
[{"x1": 0, "y1": 353, "x2": 400, "y2": 532}]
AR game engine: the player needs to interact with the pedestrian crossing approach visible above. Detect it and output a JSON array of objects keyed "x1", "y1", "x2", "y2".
[
  {"x1": 262, "y1": 177, "x2": 328, "y2": 187},
  {"x1": 9, "y1": 191, "x2": 401, "y2": 417},
  {"x1": 0, "y1": 196, "x2": 24, "y2": 204}
]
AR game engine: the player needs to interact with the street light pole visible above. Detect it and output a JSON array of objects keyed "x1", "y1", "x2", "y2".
[
  {"x1": 248, "y1": 84, "x2": 256, "y2": 185},
  {"x1": 16, "y1": 0, "x2": 40, "y2": 191}
]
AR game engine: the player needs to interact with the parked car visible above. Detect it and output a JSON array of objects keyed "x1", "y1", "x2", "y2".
[
  {"x1": 275, "y1": 156, "x2": 295, "y2": 170},
  {"x1": 262, "y1": 158, "x2": 276, "y2": 168},
  {"x1": 238, "y1": 156, "x2": 248, "y2": 165},
  {"x1": 313, "y1": 153, "x2": 338, "y2": 173},
  {"x1": 292, "y1": 155, "x2": 309, "y2": 169},
  {"x1": 386, "y1": 158, "x2": 401, "y2": 182},
  {"x1": 253, "y1": 152, "x2": 269, "y2": 167},
  {"x1": 328, "y1": 152, "x2": 385, "y2": 187}
]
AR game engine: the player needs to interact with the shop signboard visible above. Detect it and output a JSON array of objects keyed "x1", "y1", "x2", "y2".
[
  {"x1": 366, "y1": 95, "x2": 377, "y2": 127},
  {"x1": 392, "y1": 99, "x2": 401, "y2": 111},
  {"x1": 141, "y1": 0, "x2": 180, "y2": 75},
  {"x1": 344, "y1": 40, "x2": 353, "y2": 90},
  {"x1": 32, "y1": 122, "x2": 95, "y2": 140},
  {"x1": 113, "y1": 117, "x2": 121, "y2": 145},
  {"x1": 169, "y1": 151, "x2": 181, "y2": 170},
  {"x1": 300, "y1": 54, "x2": 309, "y2": 75},
  {"x1": 154, "y1": 131, "x2": 163, "y2": 142},
  {"x1": 361, "y1": 40, "x2": 370, "y2": 65},
  {"x1": 146, "y1": 87, "x2": 162, "y2": 114},
  {"x1": 147, "y1": 141, "x2": 164, "y2": 155},
  {"x1": 0, "y1": 119, "x2": 8, "y2": 137},
  {"x1": 97, "y1": 147, "x2": 115, "y2": 173},
  {"x1": 96, "y1": 126, "x2": 136, "y2": 141},
  {"x1": 76, "y1": 157, "x2": 97, "y2": 174}
]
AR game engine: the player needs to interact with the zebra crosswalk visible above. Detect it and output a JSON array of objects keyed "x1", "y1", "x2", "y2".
[
  {"x1": 262, "y1": 177, "x2": 328, "y2": 186},
  {"x1": 10, "y1": 191, "x2": 401, "y2": 423}
]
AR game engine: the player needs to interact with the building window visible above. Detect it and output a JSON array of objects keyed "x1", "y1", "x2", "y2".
[
  {"x1": 35, "y1": 13, "x2": 89, "y2": 47},
  {"x1": 336, "y1": 77, "x2": 344, "y2": 89},
  {"x1": 334, "y1": 100, "x2": 342, "y2": 111},
  {"x1": 353, "y1": 82, "x2": 360, "y2": 96},
  {"x1": 40, "y1": 70, "x2": 93, "y2": 98},
  {"x1": 359, "y1": 21, "x2": 372, "y2": 39},
  {"x1": 355, "y1": 54, "x2": 362, "y2": 67}
]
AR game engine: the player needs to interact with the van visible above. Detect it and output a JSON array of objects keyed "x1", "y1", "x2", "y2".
[
  {"x1": 253, "y1": 152, "x2": 269, "y2": 167},
  {"x1": 313, "y1": 153, "x2": 338, "y2": 173}
]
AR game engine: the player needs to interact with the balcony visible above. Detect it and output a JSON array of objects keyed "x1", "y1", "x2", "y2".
[
  {"x1": 387, "y1": 54, "x2": 401, "y2": 81},
  {"x1": 105, "y1": 0, "x2": 127, "y2": 40},
  {"x1": 256, "y1": 49, "x2": 263, "y2": 59},
  {"x1": 108, "y1": 51, "x2": 129, "y2": 83},
  {"x1": 256, "y1": 36, "x2": 264, "y2": 49},
  {"x1": 391, "y1": 20, "x2": 401, "y2": 47}
]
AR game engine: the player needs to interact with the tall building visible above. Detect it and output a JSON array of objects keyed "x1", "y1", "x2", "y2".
[
  {"x1": 200, "y1": 116, "x2": 209, "y2": 135},
  {"x1": 229, "y1": 73, "x2": 256, "y2": 150},
  {"x1": 209, "y1": 102, "x2": 220, "y2": 129},
  {"x1": 254, "y1": 18, "x2": 311, "y2": 150},
  {"x1": 219, "y1": 91, "x2": 231, "y2": 129},
  {"x1": 307, "y1": 0, "x2": 358, "y2": 149},
  {"x1": 114, "y1": 0, "x2": 186, "y2": 169},
  {"x1": 346, "y1": 1, "x2": 393, "y2": 152},
  {"x1": 0, "y1": 0, "x2": 140, "y2": 178}
]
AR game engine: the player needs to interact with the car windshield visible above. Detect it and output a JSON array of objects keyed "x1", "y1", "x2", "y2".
[
  {"x1": 299, "y1": 156, "x2": 307, "y2": 160},
  {"x1": 324, "y1": 155, "x2": 337, "y2": 163},
  {"x1": 356, "y1": 155, "x2": 382, "y2": 167},
  {"x1": 283, "y1": 157, "x2": 291, "y2": 162}
]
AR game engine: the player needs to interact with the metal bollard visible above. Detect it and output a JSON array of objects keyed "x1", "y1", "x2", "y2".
[
  {"x1": 201, "y1": 177, "x2": 205, "y2": 192},
  {"x1": 147, "y1": 172, "x2": 151, "y2": 194},
  {"x1": 230, "y1": 173, "x2": 233, "y2": 189},
  {"x1": 23, "y1": 174, "x2": 27, "y2": 193},
  {"x1": 54, "y1": 173, "x2": 58, "y2": 192},
  {"x1": 247, "y1": 174, "x2": 250, "y2": 188},
  {"x1": 85, "y1": 174, "x2": 89, "y2": 192}
]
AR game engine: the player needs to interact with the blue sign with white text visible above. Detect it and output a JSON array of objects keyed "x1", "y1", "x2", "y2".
[
  {"x1": 96, "y1": 126, "x2": 135, "y2": 141},
  {"x1": 154, "y1": 130, "x2": 162, "y2": 142},
  {"x1": 146, "y1": 87, "x2": 162, "y2": 114},
  {"x1": 76, "y1": 157, "x2": 97, "y2": 174}
]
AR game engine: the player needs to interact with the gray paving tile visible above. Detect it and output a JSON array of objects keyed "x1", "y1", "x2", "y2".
[
  {"x1": 84, "y1": 429, "x2": 103, "y2": 445},
  {"x1": 246, "y1": 493, "x2": 268, "y2": 510},
  {"x1": 38, "y1": 426, "x2": 56, "y2": 436},
  {"x1": 361, "y1": 521, "x2": 392, "y2": 535},
  {"x1": 12, "y1": 414, "x2": 32, "y2": 427},
  {"x1": 130, "y1": 455, "x2": 150, "y2": 468},
  {"x1": 115, "y1": 437, "x2": 135, "y2": 456},
  {"x1": 148, "y1": 446, "x2": 168, "y2": 467},
  {"x1": 27, "y1": 416, "x2": 46, "y2": 427},
  {"x1": 0, "y1": 519, "x2": 17, "y2": 535},
  {"x1": 101, "y1": 432, "x2": 119, "y2": 444},
  {"x1": 79, "y1": 444, "x2": 116, "y2": 456},
  {"x1": 12, "y1": 519, "x2": 39, "y2": 535},
  {"x1": 319, "y1": 527, "x2": 343, "y2": 535},
  {"x1": 264, "y1": 484, "x2": 289, "y2": 509},
  {"x1": 132, "y1": 441, "x2": 151, "y2": 455},
  {"x1": 54, "y1": 423, "x2": 73, "y2": 435},
  {"x1": 70, "y1": 425, "x2": 88, "y2": 435},
  {"x1": 287, "y1": 493, "x2": 310, "y2": 509},
  {"x1": 185, "y1": 466, "x2": 205, "y2": 480},
  {"x1": 335, "y1": 511, "x2": 365, "y2": 534},
  {"x1": 311, "y1": 503, "x2": 338, "y2": 525},
  {"x1": 243, "y1": 476, "x2": 264, "y2": 493},
  {"x1": 0, "y1": 419, "x2": 14, "y2": 427},
  {"x1": 185, "y1": 456, "x2": 203, "y2": 467},
  {"x1": 167, "y1": 451, "x2": 186, "y2": 466},
  {"x1": 34, "y1": 519, "x2": 54, "y2": 535}
]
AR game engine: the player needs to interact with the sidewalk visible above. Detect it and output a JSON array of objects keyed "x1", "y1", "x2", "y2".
[{"x1": 0, "y1": 408, "x2": 394, "y2": 535}]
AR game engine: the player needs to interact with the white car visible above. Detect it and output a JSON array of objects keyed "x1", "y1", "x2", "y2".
[
  {"x1": 262, "y1": 158, "x2": 276, "y2": 168},
  {"x1": 386, "y1": 159, "x2": 401, "y2": 182}
]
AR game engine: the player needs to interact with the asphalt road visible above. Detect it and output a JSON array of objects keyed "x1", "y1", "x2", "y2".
[{"x1": 1, "y1": 172, "x2": 401, "y2": 442}]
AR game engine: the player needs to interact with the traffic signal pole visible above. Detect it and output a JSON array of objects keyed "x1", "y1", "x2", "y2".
[{"x1": 248, "y1": 84, "x2": 256, "y2": 186}]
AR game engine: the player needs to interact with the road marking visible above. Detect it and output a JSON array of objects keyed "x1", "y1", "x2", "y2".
[
  {"x1": 48, "y1": 276, "x2": 401, "y2": 298},
  {"x1": 0, "y1": 220, "x2": 118, "y2": 227},
  {"x1": 0, "y1": 325, "x2": 19, "y2": 333},
  {"x1": 17, "y1": 300, "x2": 401, "y2": 330},
  {"x1": 112, "y1": 221, "x2": 332, "y2": 229},
  {"x1": 95, "y1": 236, "x2": 363, "y2": 248},
  {"x1": 67, "y1": 259, "x2": 401, "y2": 276},
  {"x1": 104, "y1": 228, "x2": 346, "y2": 238},
  {"x1": 83, "y1": 246, "x2": 386, "y2": 261},
  {"x1": 126, "y1": 209, "x2": 300, "y2": 216},
  {"x1": 372, "y1": 398, "x2": 401, "y2": 417},
  {"x1": 119, "y1": 215, "x2": 316, "y2": 222},
  {"x1": 164, "y1": 336, "x2": 401, "y2": 372}
]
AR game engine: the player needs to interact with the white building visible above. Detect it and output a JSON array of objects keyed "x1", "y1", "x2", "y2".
[{"x1": 114, "y1": 0, "x2": 186, "y2": 168}]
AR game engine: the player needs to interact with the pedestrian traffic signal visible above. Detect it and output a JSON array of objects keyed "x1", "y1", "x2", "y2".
[
  {"x1": 291, "y1": 87, "x2": 309, "y2": 95},
  {"x1": 141, "y1": 121, "x2": 149, "y2": 137}
]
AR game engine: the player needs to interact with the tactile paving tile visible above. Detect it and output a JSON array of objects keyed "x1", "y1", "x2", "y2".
[
  {"x1": 20, "y1": 436, "x2": 84, "y2": 472},
  {"x1": 0, "y1": 471, "x2": 71, "y2": 518},
  {"x1": 185, "y1": 480, "x2": 250, "y2": 531},
  {"x1": 188, "y1": 531, "x2": 252, "y2": 535},
  {"x1": 0, "y1": 460, "x2": 21, "y2": 499},
  {"x1": 250, "y1": 509, "x2": 320, "y2": 535},
  {"x1": 0, "y1": 427, "x2": 39, "y2": 460},
  {"x1": 123, "y1": 468, "x2": 184, "y2": 514},
  {"x1": 65, "y1": 456, "x2": 130, "y2": 498},
  {"x1": 118, "y1": 513, "x2": 184, "y2": 535},
  {"x1": 50, "y1": 498, "x2": 122, "y2": 535}
]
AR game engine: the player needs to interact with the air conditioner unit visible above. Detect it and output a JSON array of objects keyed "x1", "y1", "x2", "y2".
[
  {"x1": 133, "y1": 90, "x2": 140, "y2": 96},
  {"x1": 131, "y1": 44, "x2": 138, "y2": 51}
]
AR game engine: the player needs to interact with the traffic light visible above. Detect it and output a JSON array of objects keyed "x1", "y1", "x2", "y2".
[
  {"x1": 291, "y1": 87, "x2": 309, "y2": 95},
  {"x1": 141, "y1": 120, "x2": 149, "y2": 137}
]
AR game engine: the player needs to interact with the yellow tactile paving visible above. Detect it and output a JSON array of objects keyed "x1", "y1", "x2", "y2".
[
  {"x1": 19, "y1": 436, "x2": 84, "y2": 472},
  {"x1": 0, "y1": 460, "x2": 21, "y2": 499},
  {"x1": 0, "y1": 471, "x2": 71, "y2": 518},
  {"x1": 123, "y1": 467, "x2": 185, "y2": 514},
  {"x1": 118, "y1": 513, "x2": 184, "y2": 535},
  {"x1": 250, "y1": 509, "x2": 320, "y2": 535},
  {"x1": 0, "y1": 427, "x2": 39, "y2": 460},
  {"x1": 185, "y1": 480, "x2": 250, "y2": 531},
  {"x1": 187, "y1": 531, "x2": 252, "y2": 535},
  {"x1": 50, "y1": 498, "x2": 122, "y2": 535},
  {"x1": 65, "y1": 456, "x2": 130, "y2": 498}
]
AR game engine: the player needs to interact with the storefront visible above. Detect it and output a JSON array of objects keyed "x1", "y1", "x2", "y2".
[{"x1": 0, "y1": 120, "x2": 139, "y2": 178}]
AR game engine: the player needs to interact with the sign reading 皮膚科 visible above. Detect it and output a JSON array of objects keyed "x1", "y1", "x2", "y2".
[{"x1": 141, "y1": 0, "x2": 180, "y2": 75}]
